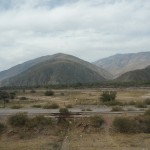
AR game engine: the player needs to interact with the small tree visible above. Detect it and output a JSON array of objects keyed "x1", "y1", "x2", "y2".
[
  {"x1": 0, "y1": 91, "x2": 10, "y2": 108},
  {"x1": 100, "y1": 91, "x2": 117, "y2": 103}
]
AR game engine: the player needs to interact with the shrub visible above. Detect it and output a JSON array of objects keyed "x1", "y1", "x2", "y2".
[
  {"x1": 8, "y1": 113, "x2": 28, "y2": 127},
  {"x1": 86, "y1": 108, "x2": 92, "y2": 111},
  {"x1": 100, "y1": 91, "x2": 117, "y2": 103},
  {"x1": 112, "y1": 117, "x2": 137, "y2": 133},
  {"x1": 26, "y1": 115, "x2": 52, "y2": 128},
  {"x1": 19, "y1": 97, "x2": 28, "y2": 101},
  {"x1": 10, "y1": 105, "x2": 23, "y2": 109},
  {"x1": 32, "y1": 104, "x2": 42, "y2": 108},
  {"x1": 135, "y1": 102, "x2": 147, "y2": 108},
  {"x1": 66, "y1": 104, "x2": 72, "y2": 108},
  {"x1": 30, "y1": 90, "x2": 36, "y2": 93},
  {"x1": 43, "y1": 103, "x2": 59, "y2": 109},
  {"x1": 111, "y1": 106, "x2": 124, "y2": 112},
  {"x1": 144, "y1": 98, "x2": 150, "y2": 105},
  {"x1": 9, "y1": 92, "x2": 16, "y2": 99},
  {"x1": 59, "y1": 108, "x2": 70, "y2": 114},
  {"x1": 144, "y1": 109, "x2": 150, "y2": 116},
  {"x1": 0, "y1": 123, "x2": 6, "y2": 134},
  {"x1": 44, "y1": 91, "x2": 54, "y2": 96},
  {"x1": 90, "y1": 116, "x2": 104, "y2": 127}
]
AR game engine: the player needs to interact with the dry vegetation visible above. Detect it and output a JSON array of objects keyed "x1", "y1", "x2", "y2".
[{"x1": 0, "y1": 87, "x2": 150, "y2": 150}]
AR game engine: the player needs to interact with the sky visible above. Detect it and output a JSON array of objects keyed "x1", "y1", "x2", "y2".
[{"x1": 0, "y1": 0, "x2": 150, "y2": 71}]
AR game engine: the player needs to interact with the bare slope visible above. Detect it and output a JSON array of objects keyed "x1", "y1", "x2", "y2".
[
  {"x1": 116, "y1": 66, "x2": 150, "y2": 82},
  {"x1": 94, "y1": 52, "x2": 150, "y2": 77}
]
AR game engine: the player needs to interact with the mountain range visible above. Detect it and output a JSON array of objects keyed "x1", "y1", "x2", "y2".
[
  {"x1": 0, "y1": 52, "x2": 150, "y2": 87},
  {"x1": 94, "y1": 52, "x2": 150, "y2": 78}
]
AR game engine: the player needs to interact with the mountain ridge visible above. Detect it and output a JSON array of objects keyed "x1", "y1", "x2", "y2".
[{"x1": 94, "y1": 51, "x2": 150, "y2": 78}]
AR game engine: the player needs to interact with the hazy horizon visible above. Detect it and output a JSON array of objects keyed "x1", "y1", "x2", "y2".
[{"x1": 0, "y1": 0, "x2": 150, "y2": 71}]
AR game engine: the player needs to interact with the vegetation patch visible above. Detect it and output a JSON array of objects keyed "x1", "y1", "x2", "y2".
[
  {"x1": 19, "y1": 97, "x2": 28, "y2": 101},
  {"x1": 111, "y1": 106, "x2": 124, "y2": 112},
  {"x1": 135, "y1": 102, "x2": 147, "y2": 108},
  {"x1": 90, "y1": 116, "x2": 105, "y2": 127},
  {"x1": 10, "y1": 105, "x2": 23, "y2": 109},
  {"x1": 31, "y1": 104, "x2": 42, "y2": 108},
  {"x1": 44, "y1": 90, "x2": 54, "y2": 96},
  {"x1": 100, "y1": 91, "x2": 117, "y2": 103},
  {"x1": 8, "y1": 113, "x2": 28, "y2": 127},
  {"x1": 112, "y1": 117, "x2": 138, "y2": 133},
  {"x1": 0, "y1": 123, "x2": 6, "y2": 134},
  {"x1": 43, "y1": 103, "x2": 59, "y2": 109}
]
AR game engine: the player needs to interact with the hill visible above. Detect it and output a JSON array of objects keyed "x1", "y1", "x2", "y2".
[
  {"x1": 0, "y1": 53, "x2": 112, "y2": 87},
  {"x1": 94, "y1": 52, "x2": 150, "y2": 78},
  {"x1": 115, "y1": 66, "x2": 150, "y2": 82}
]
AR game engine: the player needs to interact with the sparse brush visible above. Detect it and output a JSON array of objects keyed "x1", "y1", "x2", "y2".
[
  {"x1": 32, "y1": 104, "x2": 42, "y2": 108},
  {"x1": 0, "y1": 123, "x2": 6, "y2": 134},
  {"x1": 44, "y1": 90, "x2": 54, "y2": 96},
  {"x1": 135, "y1": 102, "x2": 147, "y2": 108},
  {"x1": 144, "y1": 109, "x2": 150, "y2": 116},
  {"x1": 19, "y1": 97, "x2": 28, "y2": 100},
  {"x1": 111, "y1": 106, "x2": 124, "y2": 112},
  {"x1": 144, "y1": 98, "x2": 150, "y2": 105},
  {"x1": 10, "y1": 105, "x2": 23, "y2": 109},
  {"x1": 90, "y1": 116, "x2": 104, "y2": 127},
  {"x1": 43, "y1": 103, "x2": 59, "y2": 109},
  {"x1": 8, "y1": 113, "x2": 28, "y2": 127},
  {"x1": 66, "y1": 104, "x2": 72, "y2": 108}
]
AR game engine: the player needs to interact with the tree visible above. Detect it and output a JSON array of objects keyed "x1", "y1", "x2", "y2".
[
  {"x1": 0, "y1": 91, "x2": 10, "y2": 108},
  {"x1": 100, "y1": 91, "x2": 117, "y2": 102}
]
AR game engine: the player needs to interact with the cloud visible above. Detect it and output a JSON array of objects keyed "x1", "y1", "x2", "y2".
[{"x1": 0, "y1": 0, "x2": 150, "y2": 70}]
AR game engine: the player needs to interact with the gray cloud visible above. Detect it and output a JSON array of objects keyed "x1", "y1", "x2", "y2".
[{"x1": 0, "y1": 0, "x2": 150, "y2": 71}]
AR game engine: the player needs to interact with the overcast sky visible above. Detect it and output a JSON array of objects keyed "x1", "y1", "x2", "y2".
[{"x1": 0, "y1": 0, "x2": 150, "y2": 71}]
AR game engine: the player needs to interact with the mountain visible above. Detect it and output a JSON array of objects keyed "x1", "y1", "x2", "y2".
[
  {"x1": 94, "y1": 52, "x2": 150, "y2": 78},
  {"x1": 0, "y1": 55, "x2": 54, "y2": 81},
  {"x1": 115, "y1": 66, "x2": 150, "y2": 82},
  {"x1": 0, "y1": 53, "x2": 112, "y2": 87}
]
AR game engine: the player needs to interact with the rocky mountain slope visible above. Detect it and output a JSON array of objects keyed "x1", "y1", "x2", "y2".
[{"x1": 94, "y1": 52, "x2": 150, "y2": 78}]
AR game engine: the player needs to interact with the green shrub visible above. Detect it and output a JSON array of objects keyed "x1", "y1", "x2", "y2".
[
  {"x1": 66, "y1": 104, "x2": 72, "y2": 108},
  {"x1": 90, "y1": 116, "x2": 104, "y2": 127},
  {"x1": 43, "y1": 103, "x2": 59, "y2": 109},
  {"x1": 144, "y1": 98, "x2": 150, "y2": 105},
  {"x1": 26, "y1": 115, "x2": 52, "y2": 128},
  {"x1": 135, "y1": 115, "x2": 150, "y2": 133},
  {"x1": 10, "y1": 105, "x2": 23, "y2": 109},
  {"x1": 144, "y1": 109, "x2": 150, "y2": 116},
  {"x1": 59, "y1": 108, "x2": 69, "y2": 114},
  {"x1": 9, "y1": 92, "x2": 17, "y2": 99},
  {"x1": 44, "y1": 91, "x2": 54, "y2": 96},
  {"x1": 112, "y1": 117, "x2": 137, "y2": 133},
  {"x1": 19, "y1": 97, "x2": 28, "y2": 101},
  {"x1": 135, "y1": 102, "x2": 147, "y2": 108},
  {"x1": 111, "y1": 106, "x2": 124, "y2": 112},
  {"x1": 100, "y1": 91, "x2": 117, "y2": 103},
  {"x1": 8, "y1": 113, "x2": 28, "y2": 127},
  {"x1": 32, "y1": 104, "x2": 42, "y2": 108},
  {"x1": 0, "y1": 123, "x2": 6, "y2": 134},
  {"x1": 86, "y1": 108, "x2": 92, "y2": 111}
]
